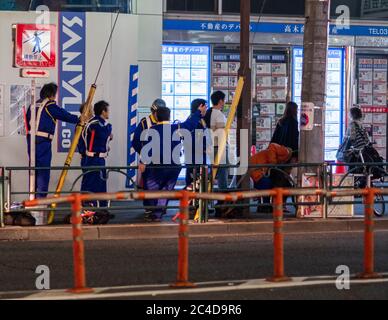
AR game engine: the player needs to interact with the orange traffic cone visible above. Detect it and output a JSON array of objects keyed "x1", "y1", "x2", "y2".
[{"x1": 335, "y1": 160, "x2": 346, "y2": 174}]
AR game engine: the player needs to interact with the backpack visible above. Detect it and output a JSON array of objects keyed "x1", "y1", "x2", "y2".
[{"x1": 336, "y1": 136, "x2": 352, "y2": 162}]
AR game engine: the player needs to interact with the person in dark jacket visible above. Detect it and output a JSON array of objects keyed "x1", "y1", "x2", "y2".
[
  {"x1": 271, "y1": 101, "x2": 299, "y2": 156},
  {"x1": 184, "y1": 98, "x2": 208, "y2": 189}
]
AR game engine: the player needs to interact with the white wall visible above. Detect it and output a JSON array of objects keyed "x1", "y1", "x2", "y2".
[{"x1": 0, "y1": 9, "x2": 162, "y2": 201}]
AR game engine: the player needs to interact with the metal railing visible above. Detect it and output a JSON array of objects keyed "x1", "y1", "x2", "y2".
[
  {"x1": 22, "y1": 187, "x2": 386, "y2": 293},
  {"x1": 2, "y1": 161, "x2": 388, "y2": 226}
]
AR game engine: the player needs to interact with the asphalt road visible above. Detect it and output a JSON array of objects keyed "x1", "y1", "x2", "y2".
[{"x1": 0, "y1": 231, "x2": 388, "y2": 299}]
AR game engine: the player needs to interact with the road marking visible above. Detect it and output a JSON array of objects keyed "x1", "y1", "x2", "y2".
[{"x1": 2, "y1": 273, "x2": 388, "y2": 300}]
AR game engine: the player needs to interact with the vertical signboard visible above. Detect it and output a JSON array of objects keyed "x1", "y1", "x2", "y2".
[
  {"x1": 58, "y1": 12, "x2": 86, "y2": 152},
  {"x1": 292, "y1": 47, "x2": 344, "y2": 161}
]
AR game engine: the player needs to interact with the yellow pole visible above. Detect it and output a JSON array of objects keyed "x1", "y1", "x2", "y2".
[
  {"x1": 194, "y1": 77, "x2": 245, "y2": 221},
  {"x1": 47, "y1": 85, "x2": 96, "y2": 224}
]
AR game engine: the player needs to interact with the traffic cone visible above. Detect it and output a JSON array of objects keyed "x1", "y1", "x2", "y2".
[{"x1": 335, "y1": 160, "x2": 346, "y2": 174}]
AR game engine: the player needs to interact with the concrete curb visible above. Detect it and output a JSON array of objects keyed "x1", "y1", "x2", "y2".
[{"x1": 1, "y1": 218, "x2": 388, "y2": 241}]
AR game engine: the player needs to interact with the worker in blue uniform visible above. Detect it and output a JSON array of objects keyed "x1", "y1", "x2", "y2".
[
  {"x1": 27, "y1": 82, "x2": 81, "y2": 198},
  {"x1": 184, "y1": 98, "x2": 208, "y2": 189},
  {"x1": 79, "y1": 100, "x2": 113, "y2": 208},
  {"x1": 132, "y1": 98, "x2": 166, "y2": 189},
  {"x1": 138, "y1": 104, "x2": 207, "y2": 221}
]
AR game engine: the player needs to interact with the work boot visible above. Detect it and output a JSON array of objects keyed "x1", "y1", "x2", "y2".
[{"x1": 13, "y1": 213, "x2": 36, "y2": 226}]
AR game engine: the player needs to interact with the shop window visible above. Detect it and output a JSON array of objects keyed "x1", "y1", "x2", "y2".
[{"x1": 167, "y1": 0, "x2": 217, "y2": 13}]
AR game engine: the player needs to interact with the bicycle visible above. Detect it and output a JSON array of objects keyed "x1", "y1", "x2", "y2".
[{"x1": 337, "y1": 143, "x2": 386, "y2": 217}]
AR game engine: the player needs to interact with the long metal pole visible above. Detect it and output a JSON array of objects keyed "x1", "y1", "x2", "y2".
[{"x1": 29, "y1": 79, "x2": 36, "y2": 201}]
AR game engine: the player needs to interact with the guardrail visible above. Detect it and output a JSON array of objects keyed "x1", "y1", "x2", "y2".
[
  {"x1": 23, "y1": 187, "x2": 386, "y2": 293},
  {"x1": 2, "y1": 161, "x2": 388, "y2": 226}
]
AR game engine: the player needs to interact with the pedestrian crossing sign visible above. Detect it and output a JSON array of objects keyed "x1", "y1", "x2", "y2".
[{"x1": 15, "y1": 24, "x2": 56, "y2": 68}]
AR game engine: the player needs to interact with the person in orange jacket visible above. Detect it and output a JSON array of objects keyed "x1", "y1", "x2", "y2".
[{"x1": 249, "y1": 143, "x2": 293, "y2": 213}]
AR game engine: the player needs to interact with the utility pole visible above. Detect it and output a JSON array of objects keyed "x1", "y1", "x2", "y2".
[
  {"x1": 298, "y1": 0, "x2": 330, "y2": 184},
  {"x1": 237, "y1": 0, "x2": 252, "y2": 217}
]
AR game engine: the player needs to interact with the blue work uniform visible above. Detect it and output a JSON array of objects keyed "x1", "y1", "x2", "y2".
[
  {"x1": 139, "y1": 111, "x2": 202, "y2": 219},
  {"x1": 184, "y1": 117, "x2": 208, "y2": 188},
  {"x1": 78, "y1": 116, "x2": 112, "y2": 207},
  {"x1": 27, "y1": 99, "x2": 79, "y2": 198},
  {"x1": 132, "y1": 113, "x2": 158, "y2": 155}
]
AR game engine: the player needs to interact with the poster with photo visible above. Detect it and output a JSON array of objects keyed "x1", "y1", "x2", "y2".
[
  {"x1": 359, "y1": 94, "x2": 373, "y2": 106},
  {"x1": 228, "y1": 91, "x2": 235, "y2": 103},
  {"x1": 175, "y1": 69, "x2": 191, "y2": 82},
  {"x1": 213, "y1": 76, "x2": 229, "y2": 88},
  {"x1": 373, "y1": 95, "x2": 386, "y2": 106},
  {"x1": 359, "y1": 70, "x2": 373, "y2": 81},
  {"x1": 373, "y1": 83, "x2": 387, "y2": 94},
  {"x1": 256, "y1": 129, "x2": 272, "y2": 141},
  {"x1": 213, "y1": 62, "x2": 229, "y2": 74},
  {"x1": 327, "y1": 174, "x2": 354, "y2": 218},
  {"x1": 271, "y1": 63, "x2": 287, "y2": 75},
  {"x1": 257, "y1": 76, "x2": 272, "y2": 88},
  {"x1": 256, "y1": 117, "x2": 272, "y2": 129},
  {"x1": 298, "y1": 174, "x2": 323, "y2": 218},
  {"x1": 359, "y1": 82, "x2": 373, "y2": 94},
  {"x1": 257, "y1": 89, "x2": 272, "y2": 101},
  {"x1": 276, "y1": 103, "x2": 286, "y2": 116},
  {"x1": 271, "y1": 76, "x2": 287, "y2": 88},
  {"x1": 228, "y1": 62, "x2": 240, "y2": 74},
  {"x1": 374, "y1": 71, "x2": 387, "y2": 82},
  {"x1": 228, "y1": 76, "x2": 238, "y2": 88},
  {"x1": 256, "y1": 63, "x2": 271, "y2": 75},
  {"x1": 259, "y1": 103, "x2": 276, "y2": 115},
  {"x1": 373, "y1": 124, "x2": 386, "y2": 136},
  {"x1": 272, "y1": 89, "x2": 286, "y2": 101},
  {"x1": 174, "y1": 54, "x2": 191, "y2": 68},
  {"x1": 373, "y1": 113, "x2": 387, "y2": 124}
]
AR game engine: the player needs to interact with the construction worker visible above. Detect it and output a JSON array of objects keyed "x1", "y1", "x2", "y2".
[
  {"x1": 139, "y1": 104, "x2": 207, "y2": 222},
  {"x1": 133, "y1": 98, "x2": 166, "y2": 188},
  {"x1": 249, "y1": 143, "x2": 293, "y2": 213},
  {"x1": 78, "y1": 101, "x2": 113, "y2": 210},
  {"x1": 26, "y1": 82, "x2": 83, "y2": 198}
]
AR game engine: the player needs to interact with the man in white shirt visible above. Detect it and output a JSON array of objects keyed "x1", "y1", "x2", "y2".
[{"x1": 205, "y1": 91, "x2": 230, "y2": 190}]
